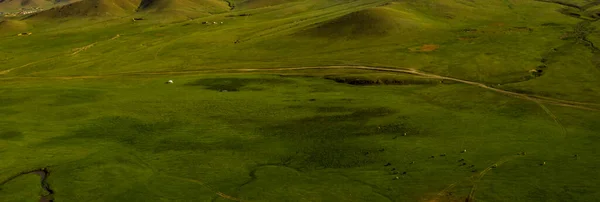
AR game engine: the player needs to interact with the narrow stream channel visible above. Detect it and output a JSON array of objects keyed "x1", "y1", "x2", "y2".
[
  {"x1": 0, "y1": 168, "x2": 54, "y2": 202},
  {"x1": 32, "y1": 169, "x2": 54, "y2": 202}
]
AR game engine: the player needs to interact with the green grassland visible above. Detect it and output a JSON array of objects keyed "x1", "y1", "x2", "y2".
[{"x1": 1, "y1": 0, "x2": 600, "y2": 201}]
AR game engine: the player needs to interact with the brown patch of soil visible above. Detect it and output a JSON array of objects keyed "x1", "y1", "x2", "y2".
[
  {"x1": 421, "y1": 44, "x2": 439, "y2": 51},
  {"x1": 410, "y1": 44, "x2": 440, "y2": 52}
]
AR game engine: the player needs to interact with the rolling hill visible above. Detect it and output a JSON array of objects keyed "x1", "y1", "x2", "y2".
[
  {"x1": 300, "y1": 6, "x2": 432, "y2": 38},
  {"x1": 27, "y1": 0, "x2": 140, "y2": 18},
  {"x1": 21, "y1": 0, "x2": 232, "y2": 20},
  {"x1": 0, "y1": 0, "x2": 71, "y2": 12},
  {"x1": 0, "y1": 18, "x2": 28, "y2": 31}
]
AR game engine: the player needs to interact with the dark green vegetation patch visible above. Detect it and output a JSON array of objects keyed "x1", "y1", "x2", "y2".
[
  {"x1": 258, "y1": 107, "x2": 416, "y2": 169},
  {"x1": 0, "y1": 109, "x2": 19, "y2": 115},
  {"x1": 325, "y1": 74, "x2": 446, "y2": 85},
  {"x1": 263, "y1": 107, "x2": 398, "y2": 138},
  {"x1": 49, "y1": 89, "x2": 105, "y2": 106},
  {"x1": 185, "y1": 77, "x2": 293, "y2": 91},
  {"x1": 52, "y1": 116, "x2": 179, "y2": 146},
  {"x1": 0, "y1": 130, "x2": 23, "y2": 140},
  {"x1": 0, "y1": 98, "x2": 26, "y2": 107}
]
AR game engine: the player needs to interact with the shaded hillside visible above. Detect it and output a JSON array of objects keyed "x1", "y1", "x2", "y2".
[
  {"x1": 137, "y1": 0, "x2": 230, "y2": 15},
  {"x1": 0, "y1": 19, "x2": 28, "y2": 32},
  {"x1": 300, "y1": 6, "x2": 430, "y2": 38},
  {"x1": 28, "y1": 0, "x2": 140, "y2": 18},
  {"x1": 0, "y1": 0, "x2": 71, "y2": 12},
  {"x1": 236, "y1": 0, "x2": 296, "y2": 9}
]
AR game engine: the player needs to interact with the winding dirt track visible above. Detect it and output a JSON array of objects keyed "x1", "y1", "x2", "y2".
[
  {"x1": 2, "y1": 65, "x2": 599, "y2": 112},
  {"x1": 466, "y1": 156, "x2": 521, "y2": 202},
  {"x1": 432, "y1": 155, "x2": 521, "y2": 202}
]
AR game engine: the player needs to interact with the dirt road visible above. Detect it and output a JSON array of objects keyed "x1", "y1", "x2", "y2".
[
  {"x1": 127, "y1": 65, "x2": 600, "y2": 112},
  {"x1": 2, "y1": 65, "x2": 599, "y2": 112}
]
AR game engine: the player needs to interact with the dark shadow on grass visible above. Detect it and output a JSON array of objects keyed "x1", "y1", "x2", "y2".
[
  {"x1": 152, "y1": 136, "x2": 247, "y2": 153},
  {"x1": 49, "y1": 89, "x2": 105, "y2": 106},
  {"x1": 0, "y1": 109, "x2": 19, "y2": 116},
  {"x1": 261, "y1": 107, "x2": 398, "y2": 139},
  {"x1": 0, "y1": 130, "x2": 23, "y2": 140},
  {"x1": 316, "y1": 106, "x2": 355, "y2": 113},
  {"x1": 185, "y1": 77, "x2": 293, "y2": 91},
  {"x1": 48, "y1": 116, "x2": 179, "y2": 148},
  {"x1": 255, "y1": 107, "x2": 422, "y2": 169},
  {"x1": 297, "y1": 142, "x2": 381, "y2": 169},
  {"x1": 46, "y1": 115, "x2": 250, "y2": 153},
  {"x1": 0, "y1": 98, "x2": 26, "y2": 107}
]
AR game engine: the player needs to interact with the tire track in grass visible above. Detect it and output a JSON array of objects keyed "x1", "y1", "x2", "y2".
[
  {"x1": 0, "y1": 34, "x2": 122, "y2": 75},
  {"x1": 0, "y1": 57, "x2": 56, "y2": 75},
  {"x1": 532, "y1": 100, "x2": 568, "y2": 137},
  {"x1": 432, "y1": 155, "x2": 521, "y2": 202},
  {"x1": 71, "y1": 34, "x2": 121, "y2": 55},
  {"x1": 466, "y1": 156, "x2": 520, "y2": 202},
  {"x1": 165, "y1": 175, "x2": 242, "y2": 201},
  {"x1": 338, "y1": 174, "x2": 393, "y2": 202}
]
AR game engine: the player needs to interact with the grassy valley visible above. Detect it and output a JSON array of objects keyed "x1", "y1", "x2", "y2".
[{"x1": 1, "y1": 0, "x2": 600, "y2": 201}]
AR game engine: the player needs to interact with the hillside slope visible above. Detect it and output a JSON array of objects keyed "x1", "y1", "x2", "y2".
[
  {"x1": 0, "y1": 19, "x2": 28, "y2": 32},
  {"x1": 28, "y1": 0, "x2": 140, "y2": 18},
  {"x1": 137, "y1": 0, "x2": 230, "y2": 16},
  {"x1": 236, "y1": 0, "x2": 296, "y2": 9},
  {"x1": 0, "y1": 0, "x2": 71, "y2": 12},
  {"x1": 299, "y1": 6, "x2": 432, "y2": 38}
]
